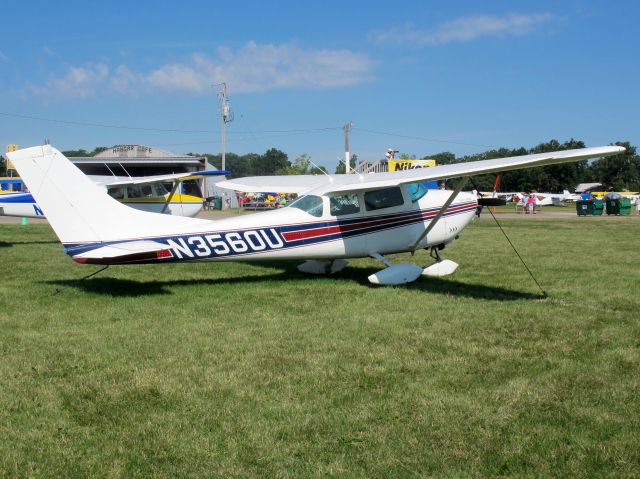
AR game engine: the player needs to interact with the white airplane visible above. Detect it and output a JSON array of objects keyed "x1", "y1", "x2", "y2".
[
  {"x1": 7, "y1": 144, "x2": 623, "y2": 285},
  {"x1": 0, "y1": 170, "x2": 226, "y2": 219},
  {"x1": 512, "y1": 190, "x2": 582, "y2": 206}
]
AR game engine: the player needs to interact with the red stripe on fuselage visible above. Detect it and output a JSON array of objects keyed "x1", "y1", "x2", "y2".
[{"x1": 281, "y1": 203, "x2": 475, "y2": 242}]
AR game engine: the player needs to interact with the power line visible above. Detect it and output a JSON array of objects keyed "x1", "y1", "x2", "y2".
[
  {"x1": 0, "y1": 111, "x2": 211, "y2": 133},
  {"x1": 1, "y1": 110, "x2": 502, "y2": 150},
  {"x1": 353, "y1": 127, "x2": 498, "y2": 149},
  {"x1": 0, "y1": 111, "x2": 341, "y2": 136}
]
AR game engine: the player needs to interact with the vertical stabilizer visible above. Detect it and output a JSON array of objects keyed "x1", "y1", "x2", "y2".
[{"x1": 7, "y1": 145, "x2": 208, "y2": 244}]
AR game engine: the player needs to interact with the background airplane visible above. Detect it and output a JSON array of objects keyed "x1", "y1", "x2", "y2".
[
  {"x1": 511, "y1": 190, "x2": 581, "y2": 206},
  {"x1": 7, "y1": 144, "x2": 624, "y2": 285},
  {"x1": 0, "y1": 170, "x2": 227, "y2": 219}
]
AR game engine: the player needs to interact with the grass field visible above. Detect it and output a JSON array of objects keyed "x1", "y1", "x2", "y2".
[{"x1": 1, "y1": 216, "x2": 639, "y2": 478}]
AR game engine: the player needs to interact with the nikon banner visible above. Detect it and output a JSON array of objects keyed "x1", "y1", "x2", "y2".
[{"x1": 388, "y1": 159, "x2": 436, "y2": 171}]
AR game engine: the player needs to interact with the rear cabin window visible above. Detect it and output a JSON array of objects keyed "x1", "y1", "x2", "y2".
[
  {"x1": 364, "y1": 187, "x2": 405, "y2": 211},
  {"x1": 288, "y1": 195, "x2": 324, "y2": 217},
  {"x1": 330, "y1": 194, "x2": 360, "y2": 216},
  {"x1": 127, "y1": 185, "x2": 154, "y2": 198}
]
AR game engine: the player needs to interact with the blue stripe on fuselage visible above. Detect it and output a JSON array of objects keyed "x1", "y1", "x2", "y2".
[{"x1": 63, "y1": 202, "x2": 477, "y2": 261}]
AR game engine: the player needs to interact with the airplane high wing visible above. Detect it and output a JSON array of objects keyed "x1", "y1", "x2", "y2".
[
  {"x1": 216, "y1": 147, "x2": 617, "y2": 196},
  {"x1": 92, "y1": 169, "x2": 229, "y2": 188},
  {"x1": 7, "y1": 144, "x2": 624, "y2": 286}
]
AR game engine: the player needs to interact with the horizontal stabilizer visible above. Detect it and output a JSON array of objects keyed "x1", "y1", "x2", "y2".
[{"x1": 72, "y1": 240, "x2": 172, "y2": 264}]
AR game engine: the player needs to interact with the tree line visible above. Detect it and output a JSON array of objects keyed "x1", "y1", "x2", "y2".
[
  {"x1": 2, "y1": 139, "x2": 637, "y2": 192},
  {"x1": 198, "y1": 149, "x2": 327, "y2": 177}
]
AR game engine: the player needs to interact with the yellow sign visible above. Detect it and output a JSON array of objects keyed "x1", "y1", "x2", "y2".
[
  {"x1": 388, "y1": 159, "x2": 436, "y2": 171},
  {"x1": 5, "y1": 145, "x2": 18, "y2": 170}
]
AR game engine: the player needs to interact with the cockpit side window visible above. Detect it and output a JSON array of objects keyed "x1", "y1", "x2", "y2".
[
  {"x1": 288, "y1": 195, "x2": 324, "y2": 217},
  {"x1": 407, "y1": 182, "x2": 428, "y2": 202},
  {"x1": 153, "y1": 183, "x2": 169, "y2": 197},
  {"x1": 364, "y1": 187, "x2": 405, "y2": 211},
  {"x1": 330, "y1": 194, "x2": 360, "y2": 216},
  {"x1": 127, "y1": 185, "x2": 154, "y2": 198}
]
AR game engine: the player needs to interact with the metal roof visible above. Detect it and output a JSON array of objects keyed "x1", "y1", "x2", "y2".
[
  {"x1": 70, "y1": 145, "x2": 206, "y2": 166},
  {"x1": 70, "y1": 157, "x2": 203, "y2": 165}
]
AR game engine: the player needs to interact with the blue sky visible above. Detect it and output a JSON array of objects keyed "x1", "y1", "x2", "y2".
[{"x1": 1, "y1": 0, "x2": 638, "y2": 169}]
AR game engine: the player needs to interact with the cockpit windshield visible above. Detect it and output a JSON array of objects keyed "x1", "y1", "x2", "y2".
[{"x1": 287, "y1": 195, "x2": 324, "y2": 217}]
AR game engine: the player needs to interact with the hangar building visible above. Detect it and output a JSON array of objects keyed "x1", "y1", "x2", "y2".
[{"x1": 69, "y1": 144, "x2": 213, "y2": 197}]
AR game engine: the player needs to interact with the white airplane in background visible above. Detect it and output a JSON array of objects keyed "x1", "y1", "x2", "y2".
[
  {"x1": 512, "y1": 190, "x2": 582, "y2": 206},
  {"x1": 0, "y1": 170, "x2": 227, "y2": 219},
  {"x1": 7, "y1": 144, "x2": 623, "y2": 285}
]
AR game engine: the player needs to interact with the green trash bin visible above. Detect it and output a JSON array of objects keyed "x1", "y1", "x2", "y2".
[
  {"x1": 619, "y1": 198, "x2": 632, "y2": 215},
  {"x1": 576, "y1": 200, "x2": 593, "y2": 216},
  {"x1": 592, "y1": 199, "x2": 604, "y2": 216},
  {"x1": 605, "y1": 198, "x2": 621, "y2": 215},
  {"x1": 213, "y1": 196, "x2": 222, "y2": 210}
]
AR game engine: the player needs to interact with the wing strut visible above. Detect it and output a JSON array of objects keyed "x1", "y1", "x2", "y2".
[
  {"x1": 161, "y1": 181, "x2": 181, "y2": 214},
  {"x1": 410, "y1": 178, "x2": 469, "y2": 253}
]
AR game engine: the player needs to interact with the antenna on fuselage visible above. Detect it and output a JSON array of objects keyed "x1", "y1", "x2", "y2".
[{"x1": 306, "y1": 157, "x2": 331, "y2": 178}]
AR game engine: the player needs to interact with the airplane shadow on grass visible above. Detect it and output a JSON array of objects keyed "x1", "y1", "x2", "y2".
[
  {"x1": 44, "y1": 262, "x2": 540, "y2": 301},
  {"x1": 0, "y1": 240, "x2": 59, "y2": 248}
]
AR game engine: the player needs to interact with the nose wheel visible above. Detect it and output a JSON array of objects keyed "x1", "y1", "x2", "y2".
[{"x1": 423, "y1": 245, "x2": 458, "y2": 277}]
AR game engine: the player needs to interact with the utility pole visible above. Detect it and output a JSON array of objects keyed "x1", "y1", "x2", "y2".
[
  {"x1": 343, "y1": 121, "x2": 353, "y2": 174},
  {"x1": 218, "y1": 82, "x2": 233, "y2": 171}
]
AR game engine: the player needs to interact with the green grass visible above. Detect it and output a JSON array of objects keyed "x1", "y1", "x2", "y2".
[{"x1": 1, "y1": 217, "x2": 639, "y2": 478}]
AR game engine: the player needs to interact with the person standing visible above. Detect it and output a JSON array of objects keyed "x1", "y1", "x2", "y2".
[
  {"x1": 636, "y1": 196, "x2": 640, "y2": 215},
  {"x1": 527, "y1": 194, "x2": 535, "y2": 214},
  {"x1": 474, "y1": 190, "x2": 484, "y2": 218},
  {"x1": 385, "y1": 148, "x2": 396, "y2": 161}
]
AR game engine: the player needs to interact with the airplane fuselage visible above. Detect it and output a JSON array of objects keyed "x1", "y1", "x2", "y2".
[{"x1": 67, "y1": 188, "x2": 477, "y2": 264}]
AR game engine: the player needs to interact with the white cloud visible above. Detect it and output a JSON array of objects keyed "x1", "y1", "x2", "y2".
[
  {"x1": 140, "y1": 42, "x2": 373, "y2": 94},
  {"x1": 42, "y1": 46, "x2": 55, "y2": 57},
  {"x1": 26, "y1": 42, "x2": 374, "y2": 99},
  {"x1": 27, "y1": 63, "x2": 109, "y2": 99},
  {"x1": 0, "y1": 51, "x2": 7, "y2": 62},
  {"x1": 372, "y1": 13, "x2": 556, "y2": 46}
]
